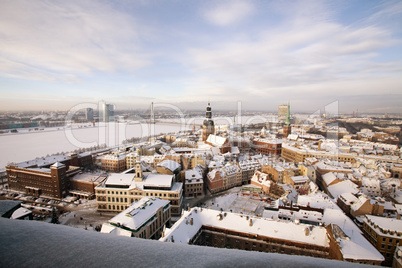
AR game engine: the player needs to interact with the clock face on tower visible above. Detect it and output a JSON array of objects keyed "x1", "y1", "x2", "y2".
[{"x1": 203, "y1": 119, "x2": 214, "y2": 127}]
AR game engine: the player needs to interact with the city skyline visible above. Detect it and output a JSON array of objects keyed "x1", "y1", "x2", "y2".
[{"x1": 1, "y1": 0, "x2": 402, "y2": 113}]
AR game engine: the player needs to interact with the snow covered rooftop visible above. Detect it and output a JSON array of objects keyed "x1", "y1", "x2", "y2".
[
  {"x1": 338, "y1": 193, "x2": 358, "y2": 205},
  {"x1": 71, "y1": 173, "x2": 107, "y2": 183},
  {"x1": 104, "y1": 174, "x2": 134, "y2": 187},
  {"x1": 51, "y1": 162, "x2": 65, "y2": 168},
  {"x1": 364, "y1": 215, "x2": 402, "y2": 236},
  {"x1": 322, "y1": 209, "x2": 384, "y2": 262},
  {"x1": 327, "y1": 180, "x2": 359, "y2": 200},
  {"x1": 10, "y1": 207, "x2": 32, "y2": 219},
  {"x1": 296, "y1": 192, "x2": 384, "y2": 262},
  {"x1": 0, "y1": 200, "x2": 22, "y2": 217},
  {"x1": 253, "y1": 138, "x2": 283, "y2": 144},
  {"x1": 157, "y1": 160, "x2": 181, "y2": 172},
  {"x1": 290, "y1": 176, "x2": 309, "y2": 184},
  {"x1": 103, "y1": 154, "x2": 126, "y2": 161},
  {"x1": 206, "y1": 135, "x2": 228, "y2": 147},
  {"x1": 251, "y1": 171, "x2": 271, "y2": 188},
  {"x1": 106, "y1": 197, "x2": 170, "y2": 232},
  {"x1": 350, "y1": 195, "x2": 369, "y2": 212},
  {"x1": 185, "y1": 169, "x2": 202, "y2": 182},
  {"x1": 161, "y1": 208, "x2": 329, "y2": 248},
  {"x1": 12, "y1": 152, "x2": 72, "y2": 169},
  {"x1": 322, "y1": 173, "x2": 338, "y2": 186},
  {"x1": 143, "y1": 174, "x2": 173, "y2": 188}
]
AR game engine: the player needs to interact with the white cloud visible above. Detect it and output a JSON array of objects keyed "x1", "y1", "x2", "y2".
[
  {"x1": 184, "y1": 3, "x2": 401, "y2": 108},
  {"x1": 202, "y1": 0, "x2": 254, "y2": 26},
  {"x1": 0, "y1": 0, "x2": 151, "y2": 82}
]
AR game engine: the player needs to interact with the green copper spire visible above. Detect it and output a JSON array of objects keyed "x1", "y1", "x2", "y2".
[{"x1": 286, "y1": 102, "x2": 290, "y2": 126}]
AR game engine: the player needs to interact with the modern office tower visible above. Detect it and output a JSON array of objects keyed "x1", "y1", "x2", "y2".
[
  {"x1": 101, "y1": 101, "x2": 115, "y2": 122},
  {"x1": 85, "y1": 108, "x2": 94, "y2": 121},
  {"x1": 278, "y1": 104, "x2": 289, "y2": 123},
  {"x1": 283, "y1": 103, "x2": 292, "y2": 138}
]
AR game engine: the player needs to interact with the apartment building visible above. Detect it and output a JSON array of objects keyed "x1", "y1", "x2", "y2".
[
  {"x1": 206, "y1": 163, "x2": 241, "y2": 194},
  {"x1": 101, "y1": 197, "x2": 171, "y2": 239},
  {"x1": 238, "y1": 159, "x2": 261, "y2": 184},
  {"x1": 362, "y1": 215, "x2": 402, "y2": 266},
  {"x1": 252, "y1": 138, "x2": 282, "y2": 155},
  {"x1": 6, "y1": 162, "x2": 80, "y2": 199},
  {"x1": 95, "y1": 166, "x2": 183, "y2": 217},
  {"x1": 184, "y1": 167, "x2": 204, "y2": 198},
  {"x1": 101, "y1": 154, "x2": 127, "y2": 173}
]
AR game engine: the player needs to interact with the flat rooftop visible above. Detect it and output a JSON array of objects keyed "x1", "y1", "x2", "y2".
[
  {"x1": 161, "y1": 208, "x2": 329, "y2": 248},
  {"x1": 71, "y1": 173, "x2": 107, "y2": 183}
]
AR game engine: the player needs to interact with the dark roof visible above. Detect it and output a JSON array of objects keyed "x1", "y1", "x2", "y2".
[
  {"x1": 0, "y1": 217, "x2": 366, "y2": 268},
  {"x1": 0, "y1": 200, "x2": 22, "y2": 217}
]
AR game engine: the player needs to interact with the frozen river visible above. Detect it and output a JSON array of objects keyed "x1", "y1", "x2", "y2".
[
  {"x1": 0, "y1": 122, "x2": 191, "y2": 169},
  {"x1": 0, "y1": 114, "x2": 275, "y2": 169}
]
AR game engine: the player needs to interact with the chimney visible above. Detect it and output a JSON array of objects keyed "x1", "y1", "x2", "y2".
[
  {"x1": 305, "y1": 228, "x2": 310, "y2": 236},
  {"x1": 249, "y1": 218, "x2": 253, "y2": 226},
  {"x1": 190, "y1": 218, "x2": 193, "y2": 225}
]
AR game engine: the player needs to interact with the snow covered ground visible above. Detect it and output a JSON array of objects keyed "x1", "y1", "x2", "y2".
[
  {"x1": 59, "y1": 199, "x2": 116, "y2": 231},
  {"x1": 201, "y1": 187, "x2": 267, "y2": 216}
]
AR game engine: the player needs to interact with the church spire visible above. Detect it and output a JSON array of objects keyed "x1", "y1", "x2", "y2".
[
  {"x1": 202, "y1": 101, "x2": 215, "y2": 141},
  {"x1": 206, "y1": 101, "x2": 212, "y2": 119}
]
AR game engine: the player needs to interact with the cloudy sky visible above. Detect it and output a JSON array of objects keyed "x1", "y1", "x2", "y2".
[{"x1": 1, "y1": 0, "x2": 401, "y2": 113}]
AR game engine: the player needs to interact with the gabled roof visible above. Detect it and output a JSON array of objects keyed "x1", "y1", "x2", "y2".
[
  {"x1": 322, "y1": 172, "x2": 338, "y2": 186},
  {"x1": 206, "y1": 135, "x2": 228, "y2": 147},
  {"x1": 350, "y1": 195, "x2": 369, "y2": 212},
  {"x1": 106, "y1": 197, "x2": 170, "y2": 231},
  {"x1": 328, "y1": 180, "x2": 359, "y2": 200},
  {"x1": 51, "y1": 162, "x2": 65, "y2": 168},
  {"x1": 157, "y1": 160, "x2": 181, "y2": 172}
]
